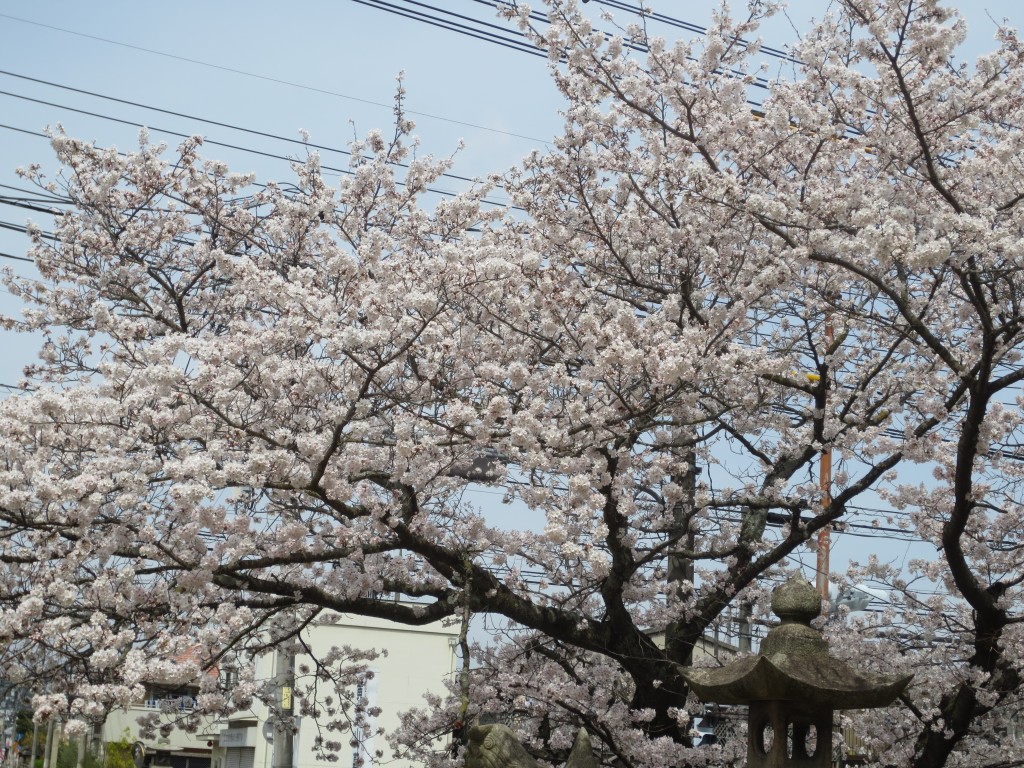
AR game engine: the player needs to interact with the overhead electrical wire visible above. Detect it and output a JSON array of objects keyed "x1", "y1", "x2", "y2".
[
  {"x1": 349, "y1": 0, "x2": 888, "y2": 135},
  {"x1": 0, "y1": 12, "x2": 548, "y2": 145},
  {"x1": 349, "y1": 0, "x2": 546, "y2": 58},
  {"x1": 0, "y1": 70, "x2": 494, "y2": 190},
  {"x1": 0, "y1": 195, "x2": 65, "y2": 217},
  {"x1": 0, "y1": 249, "x2": 32, "y2": 264},
  {"x1": 364, "y1": 0, "x2": 778, "y2": 105},
  {"x1": 578, "y1": 0, "x2": 803, "y2": 65},
  {"x1": 0, "y1": 0, "x2": 865, "y2": 227},
  {"x1": 0, "y1": 124, "x2": 495, "y2": 246},
  {"x1": 479, "y1": 0, "x2": 787, "y2": 85},
  {"x1": 0, "y1": 182, "x2": 68, "y2": 205},
  {"x1": 464, "y1": 480, "x2": 951, "y2": 546},
  {"x1": 0, "y1": 2, "x2": 891, "y2": 159},
  {"x1": 0, "y1": 220, "x2": 53, "y2": 240},
  {"x1": 0, "y1": 87, "x2": 509, "y2": 208},
  {"x1": 0, "y1": 123, "x2": 492, "y2": 229}
]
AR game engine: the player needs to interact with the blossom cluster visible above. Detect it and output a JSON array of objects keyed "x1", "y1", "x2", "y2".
[{"x1": 2, "y1": 2, "x2": 1024, "y2": 767}]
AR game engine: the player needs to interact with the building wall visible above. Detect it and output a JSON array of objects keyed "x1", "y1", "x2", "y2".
[
  {"x1": 219, "y1": 610, "x2": 459, "y2": 768},
  {"x1": 98, "y1": 610, "x2": 457, "y2": 768},
  {"x1": 101, "y1": 700, "x2": 218, "y2": 768},
  {"x1": 647, "y1": 629, "x2": 744, "y2": 662}
]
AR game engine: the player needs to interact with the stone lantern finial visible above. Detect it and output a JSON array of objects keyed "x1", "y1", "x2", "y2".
[{"x1": 771, "y1": 577, "x2": 820, "y2": 623}]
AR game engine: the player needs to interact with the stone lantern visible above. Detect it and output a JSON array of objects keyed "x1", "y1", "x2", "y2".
[{"x1": 681, "y1": 576, "x2": 912, "y2": 767}]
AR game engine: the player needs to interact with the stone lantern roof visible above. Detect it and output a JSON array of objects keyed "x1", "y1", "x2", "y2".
[{"x1": 681, "y1": 576, "x2": 912, "y2": 709}]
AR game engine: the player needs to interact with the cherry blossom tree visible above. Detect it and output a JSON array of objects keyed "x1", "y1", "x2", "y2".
[{"x1": 2, "y1": 1, "x2": 1024, "y2": 767}]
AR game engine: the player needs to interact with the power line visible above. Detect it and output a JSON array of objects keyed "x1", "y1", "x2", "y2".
[
  {"x1": 463, "y1": 481, "x2": 930, "y2": 544},
  {"x1": 0, "y1": 119, "x2": 502, "y2": 247},
  {"x1": 0, "y1": 219, "x2": 44, "y2": 237},
  {"x1": 0, "y1": 130, "x2": 503, "y2": 247},
  {"x1": 0, "y1": 70, "x2": 496, "y2": 189},
  {"x1": 0, "y1": 195, "x2": 65, "y2": 217},
  {"x1": 373, "y1": 0, "x2": 777, "y2": 101},
  {"x1": 0, "y1": 220, "x2": 52, "y2": 240},
  {"x1": 0, "y1": 250, "x2": 32, "y2": 264},
  {"x1": 0, "y1": 122, "x2": 50, "y2": 142},
  {"x1": 0, "y1": 89, "x2": 512, "y2": 208},
  {"x1": 0, "y1": 12, "x2": 548, "y2": 145},
  {"x1": 580, "y1": 0, "x2": 802, "y2": 65},
  {"x1": 350, "y1": 0, "x2": 546, "y2": 58},
  {"x1": 0, "y1": 182, "x2": 69, "y2": 204}
]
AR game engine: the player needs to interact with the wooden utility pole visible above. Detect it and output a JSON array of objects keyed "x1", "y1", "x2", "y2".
[
  {"x1": 815, "y1": 445, "x2": 832, "y2": 600},
  {"x1": 815, "y1": 316, "x2": 835, "y2": 601}
]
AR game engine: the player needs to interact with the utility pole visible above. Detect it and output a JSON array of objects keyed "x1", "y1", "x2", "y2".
[
  {"x1": 815, "y1": 315, "x2": 835, "y2": 601},
  {"x1": 815, "y1": 442, "x2": 833, "y2": 600},
  {"x1": 272, "y1": 647, "x2": 295, "y2": 768}
]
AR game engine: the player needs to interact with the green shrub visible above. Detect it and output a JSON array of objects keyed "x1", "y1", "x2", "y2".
[{"x1": 103, "y1": 736, "x2": 135, "y2": 768}]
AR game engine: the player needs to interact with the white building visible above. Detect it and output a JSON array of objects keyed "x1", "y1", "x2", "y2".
[
  {"x1": 215, "y1": 610, "x2": 458, "y2": 768},
  {"x1": 98, "y1": 671, "x2": 221, "y2": 768},
  {"x1": 100, "y1": 610, "x2": 458, "y2": 768}
]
